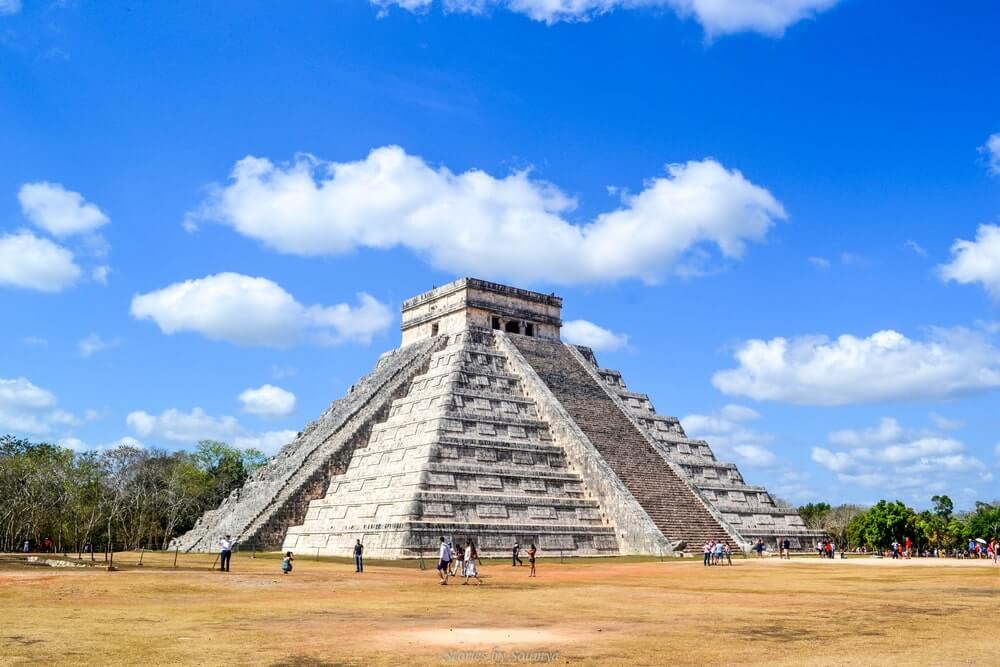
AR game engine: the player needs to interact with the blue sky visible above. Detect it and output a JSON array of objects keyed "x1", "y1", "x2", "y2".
[{"x1": 2, "y1": 0, "x2": 999, "y2": 509}]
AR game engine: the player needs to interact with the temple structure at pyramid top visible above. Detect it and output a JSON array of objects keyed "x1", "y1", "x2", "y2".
[
  {"x1": 400, "y1": 278, "x2": 563, "y2": 344},
  {"x1": 175, "y1": 278, "x2": 822, "y2": 557}
]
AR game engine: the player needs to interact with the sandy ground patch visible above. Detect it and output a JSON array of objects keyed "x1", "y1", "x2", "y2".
[{"x1": 0, "y1": 553, "x2": 997, "y2": 666}]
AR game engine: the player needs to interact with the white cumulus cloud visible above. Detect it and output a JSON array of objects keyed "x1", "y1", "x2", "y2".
[
  {"x1": 0, "y1": 376, "x2": 78, "y2": 435},
  {"x1": 126, "y1": 407, "x2": 243, "y2": 442},
  {"x1": 191, "y1": 147, "x2": 785, "y2": 285},
  {"x1": 130, "y1": 272, "x2": 392, "y2": 347},
  {"x1": 562, "y1": 320, "x2": 628, "y2": 351},
  {"x1": 812, "y1": 418, "x2": 991, "y2": 495},
  {"x1": 828, "y1": 417, "x2": 903, "y2": 447},
  {"x1": 681, "y1": 403, "x2": 776, "y2": 467},
  {"x1": 938, "y1": 224, "x2": 1000, "y2": 300},
  {"x1": 125, "y1": 406, "x2": 294, "y2": 455},
  {"x1": 712, "y1": 327, "x2": 1000, "y2": 405},
  {"x1": 233, "y1": 430, "x2": 298, "y2": 455},
  {"x1": 981, "y1": 133, "x2": 1000, "y2": 175},
  {"x1": 0, "y1": 230, "x2": 81, "y2": 292},
  {"x1": 371, "y1": 0, "x2": 838, "y2": 35},
  {"x1": 239, "y1": 384, "x2": 297, "y2": 418},
  {"x1": 18, "y1": 182, "x2": 109, "y2": 238}
]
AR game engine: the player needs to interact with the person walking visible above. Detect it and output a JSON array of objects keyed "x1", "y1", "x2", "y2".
[
  {"x1": 703, "y1": 541, "x2": 712, "y2": 567},
  {"x1": 512, "y1": 541, "x2": 523, "y2": 567},
  {"x1": 527, "y1": 543, "x2": 537, "y2": 577},
  {"x1": 353, "y1": 539, "x2": 364, "y2": 573},
  {"x1": 450, "y1": 541, "x2": 463, "y2": 578},
  {"x1": 281, "y1": 551, "x2": 294, "y2": 574},
  {"x1": 218, "y1": 535, "x2": 234, "y2": 572},
  {"x1": 724, "y1": 542, "x2": 732, "y2": 566},
  {"x1": 22, "y1": 539, "x2": 29, "y2": 554},
  {"x1": 754, "y1": 539, "x2": 765, "y2": 558},
  {"x1": 782, "y1": 537, "x2": 791, "y2": 560},
  {"x1": 436, "y1": 537, "x2": 452, "y2": 585},
  {"x1": 462, "y1": 540, "x2": 483, "y2": 585}
]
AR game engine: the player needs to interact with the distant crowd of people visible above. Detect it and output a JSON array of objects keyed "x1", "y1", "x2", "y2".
[
  {"x1": 195, "y1": 532, "x2": 1000, "y2": 578},
  {"x1": 213, "y1": 535, "x2": 539, "y2": 581}
]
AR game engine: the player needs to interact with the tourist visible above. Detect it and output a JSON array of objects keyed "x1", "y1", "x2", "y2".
[
  {"x1": 816, "y1": 540, "x2": 824, "y2": 558},
  {"x1": 754, "y1": 539, "x2": 765, "y2": 558},
  {"x1": 703, "y1": 541, "x2": 712, "y2": 567},
  {"x1": 724, "y1": 542, "x2": 732, "y2": 566},
  {"x1": 22, "y1": 539, "x2": 29, "y2": 554},
  {"x1": 512, "y1": 541, "x2": 523, "y2": 567},
  {"x1": 436, "y1": 537, "x2": 452, "y2": 585},
  {"x1": 463, "y1": 540, "x2": 483, "y2": 585},
  {"x1": 782, "y1": 537, "x2": 791, "y2": 560},
  {"x1": 450, "y1": 541, "x2": 463, "y2": 578},
  {"x1": 354, "y1": 539, "x2": 364, "y2": 573},
  {"x1": 281, "y1": 551, "x2": 294, "y2": 575},
  {"x1": 777, "y1": 536, "x2": 785, "y2": 559},
  {"x1": 527, "y1": 543, "x2": 537, "y2": 577},
  {"x1": 829, "y1": 541, "x2": 836, "y2": 560},
  {"x1": 714, "y1": 540, "x2": 724, "y2": 565},
  {"x1": 219, "y1": 535, "x2": 234, "y2": 572}
]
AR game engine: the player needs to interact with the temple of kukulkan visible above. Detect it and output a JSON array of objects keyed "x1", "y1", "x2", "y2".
[{"x1": 175, "y1": 278, "x2": 822, "y2": 557}]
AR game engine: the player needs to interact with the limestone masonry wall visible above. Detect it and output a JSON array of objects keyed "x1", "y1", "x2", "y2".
[
  {"x1": 283, "y1": 328, "x2": 621, "y2": 558},
  {"x1": 171, "y1": 336, "x2": 442, "y2": 552},
  {"x1": 589, "y1": 357, "x2": 825, "y2": 551}
]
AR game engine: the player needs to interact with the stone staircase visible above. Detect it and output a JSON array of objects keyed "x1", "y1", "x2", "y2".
[
  {"x1": 171, "y1": 336, "x2": 443, "y2": 552},
  {"x1": 511, "y1": 335, "x2": 738, "y2": 553},
  {"x1": 282, "y1": 330, "x2": 622, "y2": 558}
]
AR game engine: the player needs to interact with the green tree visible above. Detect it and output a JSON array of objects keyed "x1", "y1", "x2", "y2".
[
  {"x1": 858, "y1": 500, "x2": 918, "y2": 550},
  {"x1": 931, "y1": 495, "x2": 954, "y2": 521},
  {"x1": 966, "y1": 502, "x2": 1000, "y2": 540},
  {"x1": 192, "y1": 440, "x2": 266, "y2": 508}
]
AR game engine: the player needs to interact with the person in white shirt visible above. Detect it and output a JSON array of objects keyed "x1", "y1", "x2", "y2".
[
  {"x1": 462, "y1": 540, "x2": 483, "y2": 585},
  {"x1": 219, "y1": 535, "x2": 234, "y2": 572},
  {"x1": 436, "y1": 537, "x2": 452, "y2": 585}
]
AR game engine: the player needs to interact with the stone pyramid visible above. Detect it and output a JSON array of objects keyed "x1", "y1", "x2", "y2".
[{"x1": 176, "y1": 278, "x2": 822, "y2": 557}]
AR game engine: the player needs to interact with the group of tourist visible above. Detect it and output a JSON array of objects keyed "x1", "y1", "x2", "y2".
[
  {"x1": 965, "y1": 538, "x2": 998, "y2": 561},
  {"x1": 21, "y1": 537, "x2": 56, "y2": 554},
  {"x1": 203, "y1": 532, "x2": 996, "y2": 575},
  {"x1": 512, "y1": 540, "x2": 537, "y2": 576},
  {"x1": 702, "y1": 540, "x2": 733, "y2": 566},
  {"x1": 776, "y1": 537, "x2": 792, "y2": 559},
  {"x1": 815, "y1": 540, "x2": 838, "y2": 559},
  {"x1": 888, "y1": 538, "x2": 912, "y2": 559},
  {"x1": 436, "y1": 537, "x2": 483, "y2": 584},
  {"x1": 214, "y1": 534, "x2": 539, "y2": 580},
  {"x1": 434, "y1": 537, "x2": 537, "y2": 584},
  {"x1": 218, "y1": 535, "x2": 366, "y2": 575}
]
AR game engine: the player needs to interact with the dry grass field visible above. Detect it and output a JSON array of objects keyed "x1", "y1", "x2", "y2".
[{"x1": 1, "y1": 551, "x2": 997, "y2": 666}]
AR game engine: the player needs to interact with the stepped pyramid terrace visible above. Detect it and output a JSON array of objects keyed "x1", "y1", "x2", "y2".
[{"x1": 175, "y1": 278, "x2": 823, "y2": 557}]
